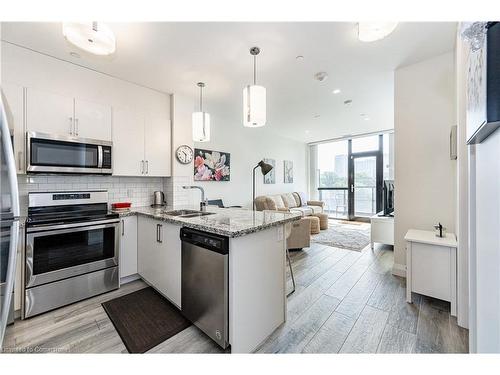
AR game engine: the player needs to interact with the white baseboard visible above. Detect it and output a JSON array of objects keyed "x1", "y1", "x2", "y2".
[
  {"x1": 392, "y1": 263, "x2": 406, "y2": 278},
  {"x1": 120, "y1": 274, "x2": 141, "y2": 285}
]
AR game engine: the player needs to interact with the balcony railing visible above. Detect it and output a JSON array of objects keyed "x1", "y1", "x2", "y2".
[
  {"x1": 318, "y1": 187, "x2": 348, "y2": 219},
  {"x1": 318, "y1": 186, "x2": 377, "y2": 218}
]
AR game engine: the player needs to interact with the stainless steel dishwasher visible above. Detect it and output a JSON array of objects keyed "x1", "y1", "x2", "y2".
[{"x1": 180, "y1": 227, "x2": 229, "y2": 349}]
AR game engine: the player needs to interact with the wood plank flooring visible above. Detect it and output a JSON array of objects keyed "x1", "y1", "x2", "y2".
[{"x1": 3, "y1": 242, "x2": 468, "y2": 354}]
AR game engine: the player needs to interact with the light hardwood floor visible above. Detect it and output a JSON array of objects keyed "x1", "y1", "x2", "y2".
[{"x1": 2, "y1": 243, "x2": 468, "y2": 354}]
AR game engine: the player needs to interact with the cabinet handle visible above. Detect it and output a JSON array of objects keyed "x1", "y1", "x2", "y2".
[
  {"x1": 158, "y1": 224, "x2": 163, "y2": 243},
  {"x1": 18, "y1": 151, "x2": 22, "y2": 171},
  {"x1": 69, "y1": 117, "x2": 73, "y2": 135},
  {"x1": 156, "y1": 223, "x2": 160, "y2": 242},
  {"x1": 121, "y1": 220, "x2": 124, "y2": 236},
  {"x1": 141, "y1": 160, "x2": 144, "y2": 174},
  {"x1": 75, "y1": 118, "x2": 79, "y2": 136},
  {"x1": 146, "y1": 160, "x2": 149, "y2": 174}
]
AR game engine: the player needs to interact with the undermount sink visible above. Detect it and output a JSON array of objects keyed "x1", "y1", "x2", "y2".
[{"x1": 163, "y1": 209, "x2": 215, "y2": 218}]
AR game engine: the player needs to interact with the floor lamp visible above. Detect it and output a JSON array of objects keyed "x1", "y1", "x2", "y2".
[{"x1": 252, "y1": 160, "x2": 273, "y2": 210}]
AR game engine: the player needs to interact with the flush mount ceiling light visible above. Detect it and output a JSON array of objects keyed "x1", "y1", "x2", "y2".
[
  {"x1": 62, "y1": 22, "x2": 116, "y2": 56},
  {"x1": 357, "y1": 22, "x2": 398, "y2": 42},
  {"x1": 243, "y1": 47, "x2": 266, "y2": 128},
  {"x1": 332, "y1": 89, "x2": 341, "y2": 94},
  {"x1": 192, "y1": 82, "x2": 211, "y2": 142}
]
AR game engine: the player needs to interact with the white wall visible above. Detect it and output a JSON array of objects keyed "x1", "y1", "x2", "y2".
[
  {"x1": 393, "y1": 52, "x2": 457, "y2": 274},
  {"x1": 192, "y1": 118, "x2": 308, "y2": 208}
]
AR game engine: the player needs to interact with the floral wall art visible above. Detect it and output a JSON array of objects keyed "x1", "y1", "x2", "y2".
[
  {"x1": 193, "y1": 149, "x2": 231, "y2": 181},
  {"x1": 263, "y1": 158, "x2": 276, "y2": 184}
]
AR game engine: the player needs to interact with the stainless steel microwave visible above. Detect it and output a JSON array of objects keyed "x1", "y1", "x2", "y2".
[{"x1": 26, "y1": 132, "x2": 112, "y2": 175}]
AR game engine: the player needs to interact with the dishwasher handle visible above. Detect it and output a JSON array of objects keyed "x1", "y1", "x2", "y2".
[{"x1": 180, "y1": 227, "x2": 229, "y2": 255}]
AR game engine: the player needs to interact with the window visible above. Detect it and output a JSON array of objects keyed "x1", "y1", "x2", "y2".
[
  {"x1": 317, "y1": 140, "x2": 348, "y2": 188},
  {"x1": 351, "y1": 135, "x2": 379, "y2": 153}
]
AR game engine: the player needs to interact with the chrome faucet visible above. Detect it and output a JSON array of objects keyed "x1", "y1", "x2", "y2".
[{"x1": 182, "y1": 185, "x2": 207, "y2": 211}]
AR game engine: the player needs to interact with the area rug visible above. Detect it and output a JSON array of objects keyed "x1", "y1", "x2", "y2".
[
  {"x1": 102, "y1": 287, "x2": 191, "y2": 353},
  {"x1": 311, "y1": 220, "x2": 370, "y2": 251}
]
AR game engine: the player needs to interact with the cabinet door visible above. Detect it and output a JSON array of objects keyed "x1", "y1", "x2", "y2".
[
  {"x1": 119, "y1": 216, "x2": 138, "y2": 279},
  {"x1": 112, "y1": 107, "x2": 145, "y2": 176},
  {"x1": 144, "y1": 114, "x2": 171, "y2": 177},
  {"x1": 137, "y1": 217, "x2": 160, "y2": 287},
  {"x1": 1, "y1": 83, "x2": 25, "y2": 174},
  {"x1": 74, "y1": 98, "x2": 112, "y2": 141},
  {"x1": 158, "y1": 223, "x2": 182, "y2": 307},
  {"x1": 26, "y1": 87, "x2": 74, "y2": 136}
]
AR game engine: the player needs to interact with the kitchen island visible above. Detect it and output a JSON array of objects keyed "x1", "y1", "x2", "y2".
[{"x1": 117, "y1": 206, "x2": 301, "y2": 353}]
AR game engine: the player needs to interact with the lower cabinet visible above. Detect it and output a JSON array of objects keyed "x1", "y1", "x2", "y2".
[
  {"x1": 119, "y1": 216, "x2": 138, "y2": 279},
  {"x1": 137, "y1": 217, "x2": 181, "y2": 307}
]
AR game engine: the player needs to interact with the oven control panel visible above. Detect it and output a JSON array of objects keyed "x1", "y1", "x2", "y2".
[{"x1": 52, "y1": 193, "x2": 91, "y2": 200}]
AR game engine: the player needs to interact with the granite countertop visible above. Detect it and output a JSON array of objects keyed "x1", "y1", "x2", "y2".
[{"x1": 115, "y1": 205, "x2": 301, "y2": 238}]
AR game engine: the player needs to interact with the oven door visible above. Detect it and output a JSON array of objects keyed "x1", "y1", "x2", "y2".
[
  {"x1": 25, "y1": 219, "x2": 119, "y2": 288},
  {"x1": 26, "y1": 132, "x2": 112, "y2": 174}
]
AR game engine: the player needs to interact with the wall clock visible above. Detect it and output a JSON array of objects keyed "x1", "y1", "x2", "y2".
[{"x1": 175, "y1": 145, "x2": 194, "y2": 164}]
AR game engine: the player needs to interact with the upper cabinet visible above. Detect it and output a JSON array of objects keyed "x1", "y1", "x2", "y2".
[
  {"x1": 144, "y1": 113, "x2": 171, "y2": 177},
  {"x1": 1, "y1": 83, "x2": 25, "y2": 174},
  {"x1": 26, "y1": 87, "x2": 112, "y2": 141},
  {"x1": 74, "y1": 98, "x2": 112, "y2": 140},
  {"x1": 113, "y1": 106, "x2": 146, "y2": 176},
  {"x1": 26, "y1": 88, "x2": 75, "y2": 136},
  {"x1": 113, "y1": 107, "x2": 171, "y2": 177}
]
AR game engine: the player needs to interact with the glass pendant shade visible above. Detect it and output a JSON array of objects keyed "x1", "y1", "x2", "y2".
[
  {"x1": 243, "y1": 85, "x2": 266, "y2": 127},
  {"x1": 62, "y1": 22, "x2": 116, "y2": 56},
  {"x1": 192, "y1": 111, "x2": 210, "y2": 142}
]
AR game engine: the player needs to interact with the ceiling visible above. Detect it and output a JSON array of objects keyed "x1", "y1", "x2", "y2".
[{"x1": 1, "y1": 22, "x2": 457, "y2": 143}]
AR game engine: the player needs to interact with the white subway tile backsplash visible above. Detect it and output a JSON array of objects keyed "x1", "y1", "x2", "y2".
[{"x1": 18, "y1": 175, "x2": 171, "y2": 211}]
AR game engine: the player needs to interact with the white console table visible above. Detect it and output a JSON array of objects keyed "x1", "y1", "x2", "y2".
[
  {"x1": 370, "y1": 211, "x2": 394, "y2": 249},
  {"x1": 405, "y1": 229, "x2": 457, "y2": 316}
]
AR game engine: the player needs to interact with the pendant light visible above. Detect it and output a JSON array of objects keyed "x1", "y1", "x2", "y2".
[
  {"x1": 243, "y1": 47, "x2": 266, "y2": 127},
  {"x1": 62, "y1": 22, "x2": 116, "y2": 56},
  {"x1": 192, "y1": 82, "x2": 211, "y2": 142}
]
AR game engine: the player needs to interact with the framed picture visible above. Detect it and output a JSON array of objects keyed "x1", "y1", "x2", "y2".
[
  {"x1": 193, "y1": 148, "x2": 231, "y2": 181},
  {"x1": 263, "y1": 158, "x2": 276, "y2": 184},
  {"x1": 283, "y1": 160, "x2": 293, "y2": 183}
]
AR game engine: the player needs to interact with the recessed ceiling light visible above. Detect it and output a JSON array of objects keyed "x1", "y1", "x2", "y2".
[
  {"x1": 344, "y1": 99, "x2": 353, "y2": 105},
  {"x1": 357, "y1": 22, "x2": 398, "y2": 42},
  {"x1": 332, "y1": 89, "x2": 341, "y2": 94},
  {"x1": 296, "y1": 55, "x2": 304, "y2": 60},
  {"x1": 314, "y1": 72, "x2": 328, "y2": 82},
  {"x1": 313, "y1": 114, "x2": 321, "y2": 119}
]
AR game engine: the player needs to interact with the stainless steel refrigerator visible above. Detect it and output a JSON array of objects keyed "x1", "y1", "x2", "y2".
[{"x1": 0, "y1": 90, "x2": 20, "y2": 350}]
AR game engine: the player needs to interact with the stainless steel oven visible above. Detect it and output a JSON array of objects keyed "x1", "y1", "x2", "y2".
[
  {"x1": 26, "y1": 132, "x2": 112, "y2": 174},
  {"x1": 23, "y1": 191, "x2": 119, "y2": 318}
]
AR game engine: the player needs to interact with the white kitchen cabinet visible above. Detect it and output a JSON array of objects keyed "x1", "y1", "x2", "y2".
[
  {"x1": 119, "y1": 216, "x2": 138, "y2": 280},
  {"x1": 1, "y1": 83, "x2": 25, "y2": 174},
  {"x1": 26, "y1": 87, "x2": 74, "y2": 136},
  {"x1": 144, "y1": 114, "x2": 171, "y2": 177},
  {"x1": 112, "y1": 107, "x2": 171, "y2": 177},
  {"x1": 137, "y1": 217, "x2": 181, "y2": 307},
  {"x1": 112, "y1": 107, "x2": 145, "y2": 176},
  {"x1": 74, "y1": 98, "x2": 112, "y2": 141},
  {"x1": 26, "y1": 87, "x2": 112, "y2": 140}
]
